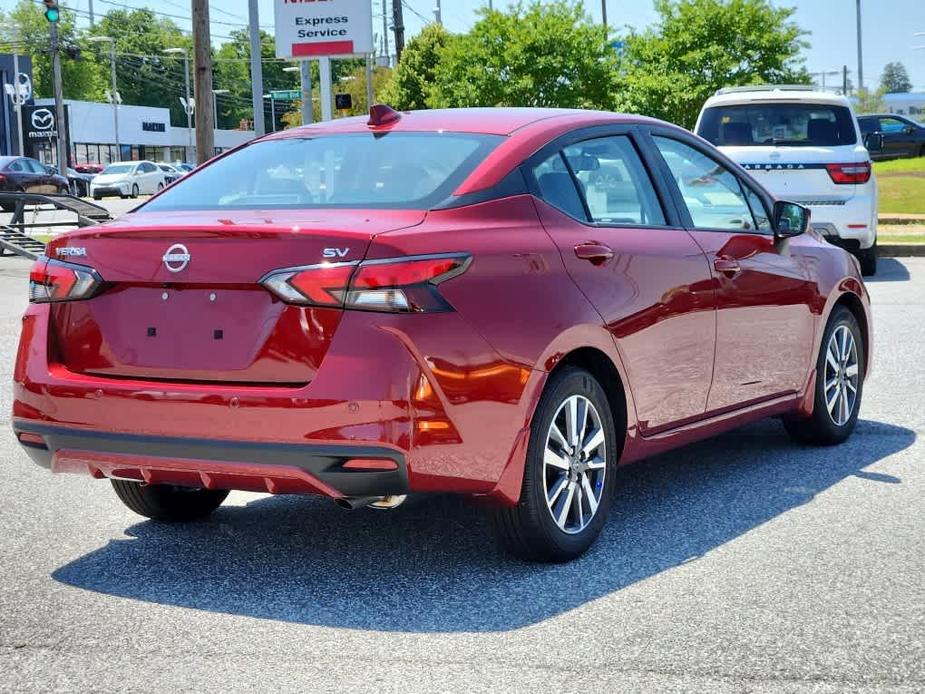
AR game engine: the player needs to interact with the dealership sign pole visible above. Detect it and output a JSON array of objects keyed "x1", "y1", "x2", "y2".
[{"x1": 273, "y1": 0, "x2": 373, "y2": 122}]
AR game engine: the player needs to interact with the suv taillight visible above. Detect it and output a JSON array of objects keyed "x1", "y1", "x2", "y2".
[
  {"x1": 260, "y1": 253, "x2": 471, "y2": 313},
  {"x1": 826, "y1": 161, "x2": 871, "y2": 184},
  {"x1": 29, "y1": 257, "x2": 102, "y2": 303}
]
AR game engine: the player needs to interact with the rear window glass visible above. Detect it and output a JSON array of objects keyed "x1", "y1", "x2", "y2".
[
  {"x1": 698, "y1": 104, "x2": 858, "y2": 147},
  {"x1": 143, "y1": 133, "x2": 502, "y2": 211}
]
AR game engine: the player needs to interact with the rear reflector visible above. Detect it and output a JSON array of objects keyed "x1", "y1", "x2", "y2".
[
  {"x1": 17, "y1": 432, "x2": 47, "y2": 448},
  {"x1": 825, "y1": 162, "x2": 871, "y2": 184},
  {"x1": 29, "y1": 257, "x2": 102, "y2": 304},
  {"x1": 342, "y1": 458, "x2": 399, "y2": 471},
  {"x1": 260, "y1": 253, "x2": 471, "y2": 313}
]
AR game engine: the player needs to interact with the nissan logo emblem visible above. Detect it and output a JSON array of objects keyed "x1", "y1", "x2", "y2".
[{"x1": 163, "y1": 243, "x2": 191, "y2": 273}]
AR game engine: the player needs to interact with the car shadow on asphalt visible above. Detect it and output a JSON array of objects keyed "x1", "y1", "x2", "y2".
[
  {"x1": 866, "y1": 258, "x2": 911, "y2": 282},
  {"x1": 52, "y1": 418, "x2": 915, "y2": 633}
]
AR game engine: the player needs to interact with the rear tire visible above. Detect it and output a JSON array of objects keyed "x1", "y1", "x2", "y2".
[
  {"x1": 857, "y1": 241, "x2": 877, "y2": 276},
  {"x1": 111, "y1": 479, "x2": 229, "y2": 522},
  {"x1": 489, "y1": 366, "x2": 619, "y2": 562},
  {"x1": 784, "y1": 306, "x2": 864, "y2": 446}
]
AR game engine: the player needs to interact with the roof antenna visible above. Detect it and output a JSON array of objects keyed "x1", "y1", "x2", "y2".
[{"x1": 367, "y1": 104, "x2": 401, "y2": 127}]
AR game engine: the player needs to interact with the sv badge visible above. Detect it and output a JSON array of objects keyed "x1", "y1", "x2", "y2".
[{"x1": 323, "y1": 247, "x2": 350, "y2": 259}]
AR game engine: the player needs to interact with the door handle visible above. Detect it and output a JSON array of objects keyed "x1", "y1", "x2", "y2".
[
  {"x1": 713, "y1": 257, "x2": 741, "y2": 277},
  {"x1": 574, "y1": 242, "x2": 614, "y2": 266}
]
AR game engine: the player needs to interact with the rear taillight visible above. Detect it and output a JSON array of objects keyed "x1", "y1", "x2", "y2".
[
  {"x1": 260, "y1": 253, "x2": 471, "y2": 313},
  {"x1": 825, "y1": 161, "x2": 871, "y2": 184},
  {"x1": 29, "y1": 257, "x2": 102, "y2": 303}
]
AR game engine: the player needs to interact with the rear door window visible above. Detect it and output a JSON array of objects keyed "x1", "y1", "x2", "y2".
[
  {"x1": 531, "y1": 152, "x2": 588, "y2": 220},
  {"x1": 562, "y1": 136, "x2": 665, "y2": 226},
  {"x1": 698, "y1": 103, "x2": 858, "y2": 147}
]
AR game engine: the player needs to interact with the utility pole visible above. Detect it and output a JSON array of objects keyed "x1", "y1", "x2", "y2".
[
  {"x1": 855, "y1": 0, "x2": 864, "y2": 90},
  {"x1": 49, "y1": 23, "x2": 68, "y2": 170},
  {"x1": 319, "y1": 57, "x2": 332, "y2": 121},
  {"x1": 392, "y1": 0, "x2": 405, "y2": 63},
  {"x1": 433, "y1": 0, "x2": 441, "y2": 24},
  {"x1": 89, "y1": 36, "x2": 119, "y2": 161},
  {"x1": 247, "y1": 0, "x2": 265, "y2": 136},
  {"x1": 381, "y1": 0, "x2": 390, "y2": 66},
  {"x1": 192, "y1": 0, "x2": 214, "y2": 164},
  {"x1": 88, "y1": 0, "x2": 94, "y2": 25},
  {"x1": 300, "y1": 61, "x2": 312, "y2": 124},
  {"x1": 601, "y1": 0, "x2": 607, "y2": 32}
]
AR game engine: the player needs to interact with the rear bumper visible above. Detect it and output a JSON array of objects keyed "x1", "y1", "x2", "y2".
[
  {"x1": 13, "y1": 420, "x2": 408, "y2": 498},
  {"x1": 805, "y1": 193, "x2": 877, "y2": 250}
]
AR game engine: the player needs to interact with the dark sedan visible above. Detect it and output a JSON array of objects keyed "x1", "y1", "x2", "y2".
[
  {"x1": 0, "y1": 156, "x2": 69, "y2": 210},
  {"x1": 858, "y1": 114, "x2": 925, "y2": 160}
]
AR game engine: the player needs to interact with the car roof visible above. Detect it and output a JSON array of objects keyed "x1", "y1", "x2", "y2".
[
  {"x1": 258, "y1": 108, "x2": 680, "y2": 195},
  {"x1": 265, "y1": 107, "x2": 653, "y2": 138},
  {"x1": 704, "y1": 87, "x2": 852, "y2": 108}
]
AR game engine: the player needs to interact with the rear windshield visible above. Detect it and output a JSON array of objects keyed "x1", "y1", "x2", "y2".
[
  {"x1": 142, "y1": 132, "x2": 503, "y2": 211},
  {"x1": 698, "y1": 103, "x2": 858, "y2": 147}
]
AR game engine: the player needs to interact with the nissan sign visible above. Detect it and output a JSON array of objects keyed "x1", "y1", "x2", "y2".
[{"x1": 274, "y1": 0, "x2": 372, "y2": 60}]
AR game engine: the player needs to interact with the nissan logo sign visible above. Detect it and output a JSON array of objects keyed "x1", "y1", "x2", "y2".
[{"x1": 162, "y1": 243, "x2": 191, "y2": 273}]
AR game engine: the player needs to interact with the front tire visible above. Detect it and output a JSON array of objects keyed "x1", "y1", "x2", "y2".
[
  {"x1": 130, "y1": 184, "x2": 139, "y2": 198},
  {"x1": 490, "y1": 366, "x2": 619, "y2": 562},
  {"x1": 857, "y1": 241, "x2": 877, "y2": 276},
  {"x1": 784, "y1": 306, "x2": 864, "y2": 446},
  {"x1": 111, "y1": 479, "x2": 229, "y2": 522}
]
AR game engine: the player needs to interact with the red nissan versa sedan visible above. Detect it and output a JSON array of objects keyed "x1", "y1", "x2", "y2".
[{"x1": 13, "y1": 106, "x2": 871, "y2": 562}]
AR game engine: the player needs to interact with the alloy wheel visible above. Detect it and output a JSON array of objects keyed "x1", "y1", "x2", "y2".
[
  {"x1": 824, "y1": 324, "x2": 859, "y2": 426},
  {"x1": 543, "y1": 394, "x2": 607, "y2": 534}
]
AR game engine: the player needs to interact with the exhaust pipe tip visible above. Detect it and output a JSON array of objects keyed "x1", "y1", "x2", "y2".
[{"x1": 334, "y1": 494, "x2": 407, "y2": 511}]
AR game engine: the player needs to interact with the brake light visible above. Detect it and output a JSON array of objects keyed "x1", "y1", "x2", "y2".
[
  {"x1": 260, "y1": 253, "x2": 471, "y2": 313},
  {"x1": 826, "y1": 161, "x2": 871, "y2": 184},
  {"x1": 29, "y1": 257, "x2": 102, "y2": 303}
]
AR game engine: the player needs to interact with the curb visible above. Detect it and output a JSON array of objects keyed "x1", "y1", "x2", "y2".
[
  {"x1": 879, "y1": 216, "x2": 925, "y2": 226},
  {"x1": 879, "y1": 244, "x2": 925, "y2": 257}
]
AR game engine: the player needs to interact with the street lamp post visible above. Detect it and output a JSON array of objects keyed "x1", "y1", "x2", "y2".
[
  {"x1": 212, "y1": 89, "x2": 229, "y2": 130},
  {"x1": 164, "y1": 47, "x2": 192, "y2": 161},
  {"x1": 88, "y1": 36, "x2": 119, "y2": 162}
]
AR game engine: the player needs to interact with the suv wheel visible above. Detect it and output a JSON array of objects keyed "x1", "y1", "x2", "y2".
[
  {"x1": 111, "y1": 479, "x2": 229, "y2": 521},
  {"x1": 489, "y1": 366, "x2": 619, "y2": 562},
  {"x1": 857, "y1": 241, "x2": 877, "y2": 276},
  {"x1": 784, "y1": 306, "x2": 864, "y2": 446}
]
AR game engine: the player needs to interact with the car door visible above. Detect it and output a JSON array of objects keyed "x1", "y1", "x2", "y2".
[
  {"x1": 525, "y1": 128, "x2": 716, "y2": 435},
  {"x1": 877, "y1": 116, "x2": 914, "y2": 158},
  {"x1": 647, "y1": 131, "x2": 816, "y2": 413}
]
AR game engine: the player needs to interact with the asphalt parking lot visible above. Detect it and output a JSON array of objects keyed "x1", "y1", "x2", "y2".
[{"x1": 0, "y1": 254, "x2": 922, "y2": 692}]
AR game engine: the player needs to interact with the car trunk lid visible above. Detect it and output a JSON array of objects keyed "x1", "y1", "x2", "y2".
[{"x1": 46, "y1": 209, "x2": 425, "y2": 385}]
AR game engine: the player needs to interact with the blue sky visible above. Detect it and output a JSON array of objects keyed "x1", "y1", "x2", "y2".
[{"x1": 5, "y1": 0, "x2": 924, "y2": 91}]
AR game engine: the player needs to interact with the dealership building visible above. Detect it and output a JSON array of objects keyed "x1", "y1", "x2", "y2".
[{"x1": 27, "y1": 99, "x2": 255, "y2": 167}]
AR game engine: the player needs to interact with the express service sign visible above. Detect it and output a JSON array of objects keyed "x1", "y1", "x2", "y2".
[{"x1": 274, "y1": 0, "x2": 373, "y2": 60}]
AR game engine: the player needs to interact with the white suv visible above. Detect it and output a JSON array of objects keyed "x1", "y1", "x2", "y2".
[{"x1": 695, "y1": 86, "x2": 881, "y2": 275}]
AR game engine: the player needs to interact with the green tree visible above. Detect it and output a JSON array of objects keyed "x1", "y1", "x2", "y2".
[
  {"x1": 2, "y1": 0, "x2": 105, "y2": 101},
  {"x1": 430, "y1": 2, "x2": 619, "y2": 109},
  {"x1": 879, "y1": 61, "x2": 912, "y2": 94},
  {"x1": 379, "y1": 23, "x2": 450, "y2": 110},
  {"x1": 616, "y1": 0, "x2": 810, "y2": 128},
  {"x1": 855, "y1": 86, "x2": 886, "y2": 115},
  {"x1": 86, "y1": 9, "x2": 191, "y2": 126}
]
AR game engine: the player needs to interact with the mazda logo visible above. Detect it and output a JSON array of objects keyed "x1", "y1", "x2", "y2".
[
  {"x1": 31, "y1": 108, "x2": 54, "y2": 131},
  {"x1": 163, "y1": 243, "x2": 191, "y2": 273}
]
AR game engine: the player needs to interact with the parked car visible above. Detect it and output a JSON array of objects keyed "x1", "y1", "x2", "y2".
[
  {"x1": 857, "y1": 113, "x2": 925, "y2": 160},
  {"x1": 63, "y1": 168, "x2": 94, "y2": 197},
  {"x1": 89, "y1": 160, "x2": 166, "y2": 199},
  {"x1": 695, "y1": 85, "x2": 880, "y2": 275},
  {"x1": 156, "y1": 162, "x2": 184, "y2": 184},
  {"x1": 74, "y1": 163, "x2": 104, "y2": 174},
  {"x1": 14, "y1": 107, "x2": 871, "y2": 562},
  {"x1": 0, "y1": 156, "x2": 69, "y2": 210},
  {"x1": 173, "y1": 162, "x2": 195, "y2": 173}
]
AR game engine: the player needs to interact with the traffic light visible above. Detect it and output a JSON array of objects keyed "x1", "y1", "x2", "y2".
[{"x1": 43, "y1": 0, "x2": 60, "y2": 23}]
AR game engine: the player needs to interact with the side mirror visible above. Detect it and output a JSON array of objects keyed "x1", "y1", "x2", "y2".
[
  {"x1": 773, "y1": 200, "x2": 809, "y2": 240},
  {"x1": 864, "y1": 132, "x2": 883, "y2": 153}
]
